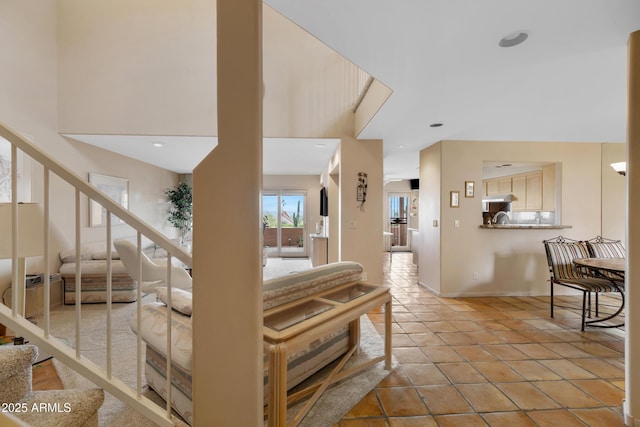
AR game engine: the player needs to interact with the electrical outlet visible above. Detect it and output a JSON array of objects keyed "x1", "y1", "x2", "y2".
[
  {"x1": 433, "y1": 219, "x2": 438, "y2": 227},
  {"x1": 362, "y1": 272, "x2": 368, "y2": 281},
  {"x1": 473, "y1": 272, "x2": 479, "y2": 281},
  {"x1": 454, "y1": 219, "x2": 460, "y2": 228},
  {"x1": 349, "y1": 220, "x2": 358, "y2": 229}
]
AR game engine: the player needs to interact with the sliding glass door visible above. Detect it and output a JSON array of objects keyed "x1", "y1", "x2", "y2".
[{"x1": 262, "y1": 191, "x2": 307, "y2": 257}]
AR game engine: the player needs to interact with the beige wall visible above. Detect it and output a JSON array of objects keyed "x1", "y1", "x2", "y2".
[
  {"x1": 419, "y1": 140, "x2": 622, "y2": 297},
  {"x1": 57, "y1": 0, "x2": 218, "y2": 136},
  {"x1": 339, "y1": 137, "x2": 384, "y2": 285},
  {"x1": 0, "y1": 2, "x2": 179, "y2": 293},
  {"x1": 601, "y1": 142, "x2": 626, "y2": 242}
]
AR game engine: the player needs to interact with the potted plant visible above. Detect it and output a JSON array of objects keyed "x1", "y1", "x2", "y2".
[{"x1": 165, "y1": 181, "x2": 193, "y2": 245}]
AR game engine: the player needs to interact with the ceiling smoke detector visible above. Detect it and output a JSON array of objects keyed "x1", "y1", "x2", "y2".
[{"x1": 499, "y1": 31, "x2": 528, "y2": 48}]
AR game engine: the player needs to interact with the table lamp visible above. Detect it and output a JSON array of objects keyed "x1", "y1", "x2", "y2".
[{"x1": 0, "y1": 202, "x2": 44, "y2": 317}]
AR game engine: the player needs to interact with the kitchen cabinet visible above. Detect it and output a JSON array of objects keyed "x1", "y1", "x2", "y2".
[
  {"x1": 485, "y1": 177, "x2": 512, "y2": 195},
  {"x1": 511, "y1": 175, "x2": 527, "y2": 211}
]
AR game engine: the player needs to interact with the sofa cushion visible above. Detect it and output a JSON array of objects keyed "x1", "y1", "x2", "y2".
[
  {"x1": 131, "y1": 302, "x2": 193, "y2": 371},
  {"x1": 156, "y1": 287, "x2": 193, "y2": 316},
  {"x1": 263, "y1": 261, "x2": 364, "y2": 310}
]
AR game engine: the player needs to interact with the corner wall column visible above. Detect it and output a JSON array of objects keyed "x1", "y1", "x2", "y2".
[
  {"x1": 625, "y1": 29, "x2": 640, "y2": 426},
  {"x1": 192, "y1": 0, "x2": 263, "y2": 425}
]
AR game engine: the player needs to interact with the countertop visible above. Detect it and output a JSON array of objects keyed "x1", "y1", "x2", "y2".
[{"x1": 479, "y1": 224, "x2": 572, "y2": 229}]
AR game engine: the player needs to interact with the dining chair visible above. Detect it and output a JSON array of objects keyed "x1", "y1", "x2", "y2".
[
  {"x1": 114, "y1": 239, "x2": 192, "y2": 294},
  {"x1": 542, "y1": 236, "x2": 622, "y2": 331}
]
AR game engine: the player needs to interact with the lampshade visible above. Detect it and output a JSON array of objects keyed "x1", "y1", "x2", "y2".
[
  {"x1": 0, "y1": 203, "x2": 44, "y2": 258},
  {"x1": 610, "y1": 161, "x2": 626, "y2": 176}
]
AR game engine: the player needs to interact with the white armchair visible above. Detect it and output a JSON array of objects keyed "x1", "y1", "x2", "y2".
[{"x1": 114, "y1": 239, "x2": 192, "y2": 293}]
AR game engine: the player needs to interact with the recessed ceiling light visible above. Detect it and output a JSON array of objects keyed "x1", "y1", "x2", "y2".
[
  {"x1": 314, "y1": 143, "x2": 326, "y2": 149},
  {"x1": 398, "y1": 145, "x2": 406, "y2": 149},
  {"x1": 499, "y1": 31, "x2": 528, "y2": 48},
  {"x1": 152, "y1": 141, "x2": 164, "y2": 148},
  {"x1": 429, "y1": 123, "x2": 443, "y2": 128}
]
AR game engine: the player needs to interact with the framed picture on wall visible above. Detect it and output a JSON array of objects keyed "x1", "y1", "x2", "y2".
[
  {"x1": 89, "y1": 173, "x2": 129, "y2": 226},
  {"x1": 465, "y1": 181, "x2": 475, "y2": 198},
  {"x1": 450, "y1": 191, "x2": 460, "y2": 208}
]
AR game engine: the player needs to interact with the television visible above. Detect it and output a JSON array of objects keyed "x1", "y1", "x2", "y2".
[
  {"x1": 410, "y1": 179, "x2": 420, "y2": 190},
  {"x1": 320, "y1": 187, "x2": 328, "y2": 216}
]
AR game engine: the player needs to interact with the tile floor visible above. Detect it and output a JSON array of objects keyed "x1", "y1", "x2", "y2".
[{"x1": 337, "y1": 252, "x2": 625, "y2": 426}]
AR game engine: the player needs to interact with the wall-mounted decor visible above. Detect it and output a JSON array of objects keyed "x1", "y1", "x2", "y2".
[
  {"x1": 357, "y1": 172, "x2": 368, "y2": 212},
  {"x1": 89, "y1": 173, "x2": 129, "y2": 226},
  {"x1": 450, "y1": 191, "x2": 460, "y2": 208},
  {"x1": 465, "y1": 181, "x2": 475, "y2": 198}
]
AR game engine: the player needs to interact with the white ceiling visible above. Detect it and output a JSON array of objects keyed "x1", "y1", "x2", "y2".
[
  {"x1": 267, "y1": 0, "x2": 640, "y2": 180},
  {"x1": 69, "y1": 1, "x2": 640, "y2": 179}
]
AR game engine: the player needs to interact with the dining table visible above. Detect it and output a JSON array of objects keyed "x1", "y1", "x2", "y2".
[{"x1": 573, "y1": 257, "x2": 625, "y2": 328}]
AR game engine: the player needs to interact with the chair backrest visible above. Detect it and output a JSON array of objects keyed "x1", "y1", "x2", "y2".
[
  {"x1": 114, "y1": 239, "x2": 192, "y2": 290},
  {"x1": 542, "y1": 236, "x2": 590, "y2": 280},
  {"x1": 585, "y1": 236, "x2": 625, "y2": 258}
]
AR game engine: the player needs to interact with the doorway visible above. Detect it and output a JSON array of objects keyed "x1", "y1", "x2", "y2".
[
  {"x1": 262, "y1": 191, "x2": 307, "y2": 257},
  {"x1": 387, "y1": 192, "x2": 410, "y2": 251}
]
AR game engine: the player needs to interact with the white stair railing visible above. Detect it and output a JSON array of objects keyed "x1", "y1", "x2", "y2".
[{"x1": 0, "y1": 120, "x2": 190, "y2": 426}]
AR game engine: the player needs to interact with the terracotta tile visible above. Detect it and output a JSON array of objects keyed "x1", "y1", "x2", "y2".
[
  {"x1": 416, "y1": 385, "x2": 473, "y2": 414},
  {"x1": 376, "y1": 387, "x2": 429, "y2": 417},
  {"x1": 408, "y1": 332, "x2": 446, "y2": 346},
  {"x1": 433, "y1": 414, "x2": 488, "y2": 427},
  {"x1": 413, "y1": 312, "x2": 446, "y2": 322},
  {"x1": 343, "y1": 390, "x2": 385, "y2": 418},
  {"x1": 540, "y1": 342, "x2": 593, "y2": 358},
  {"x1": 421, "y1": 346, "x2": 464, "y2": 363},
  {"x1": 398, "y1": 322, "x2": 430, "y2": 333},
  {"x1": 569, "y1": 341, "x2": 623, "y2": 357},
  {"x1": 393, "y1": 347, "x2": 430, "y2": 364},
  {"x1": 377, "y1": 368, "x2": 412, "y2": 387},
  {"x1": 448, "y1": 320, "x2": 484, "y2": 332},
  {"x1": 477, "y1": 320, "x2": 512, "y2": 331},
  {"x1": 452, "y1": 345, "x2": 498, "y2": 362},
  {"x1": 338, "y1": 418, "x2": 389, "y2": 427},
  {"x1": 518, "y1": 330, "x2": 559, "y2": 342},
  {"x1": 490, "y1": 330, "x2": 531, "y2": 344},
  {"x1": 457, "y1": 383, "x2": 518, "y2": 412},
  {"x1": 437, "y1": 362, "x2": 486, "y2": 384},
  {"x1": 394, "y1": 313, "x2": 419, "y2": 322},
  {"x1": 481, "y1": 411, "x2": 537, "y2": 427},
  {"x1": 464, "y1": 331, "x2": 504, "y2": 344},
  {"x1": 388, "y1": 416, "x2": 438, "y2": 427},
  {"x1": 526, "y1": 409, "x2": 589, "y2": 427},
  {"x1": 401, "y1": 364, "x2": 450, "y2": 386},
  {"x1": 471, "y1": 361, "x2": 524, "y2": 382},
  {"x1": 533, "y1": 380, "x2": 601, "y2": 408},
  {"x1": 570, "y1": 358, "x2": 625, "y2": 379},
  {"x1": 572, "y1": 407, "x2": 626, "y2": 427},
  {"x1": 483, "y1": 344, "x2": 530, "y2": 361},
  {"x1": 461, "y1": 311, "x2": 495, "y2": 321},
  {"x1": 571, "y1": 379, "x2": 626, "y2": 405},
  {"x1": 437, "y1": 332, "x2": 475, "y2": 346},
  {"x1": 423, "y1": 321, "x2": 458, "y2": 333},
  {"x1": 610, "y1": 379, "x2": 625, "y2": 391},
  {"x1": 523, "y1": 319, "x2": 564, "y2": 330},
  {"x1": 511, "y1": 343, "x2": 562, "y2": 359},
  {"x1": 495, "y1": 319, "x2": 533, "y2": 331},
  {"x1": 392, "y1": 334, "x2": 417, "y2": 348},
  {"x1": 505, "y1": 360, "x2": 562, "y2": 381},
  {"x1": 539, "y1": 359, "x2": 598, "y2": 380},
  {"x1": 496, "y1": 382, "x2": 560, "y2": 410}
]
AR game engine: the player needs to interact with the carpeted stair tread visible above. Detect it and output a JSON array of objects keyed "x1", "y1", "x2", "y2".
[{"x1": 15, "y1": 388, "x2": 104, "y2": 427}]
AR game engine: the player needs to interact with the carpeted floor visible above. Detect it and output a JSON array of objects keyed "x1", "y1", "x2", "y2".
[{"x1": 48, "y1": 263, "x2": 395, "y2": 426}]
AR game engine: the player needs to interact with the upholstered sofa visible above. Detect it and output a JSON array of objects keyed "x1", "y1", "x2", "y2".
[
  {"x1": 130, "y1": 261, "x2": 365, "y2": 425},
  {"x1": 59, "y1": 240, "x2": 174, "y2": 304}
]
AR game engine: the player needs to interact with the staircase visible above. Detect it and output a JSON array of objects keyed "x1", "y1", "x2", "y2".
[
  {"x1": 0, "y1": 121, "x2": 191, "y2": 426},
  {"x1": 0, "y1": 344, "x2": 104, "y2": 426}
]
